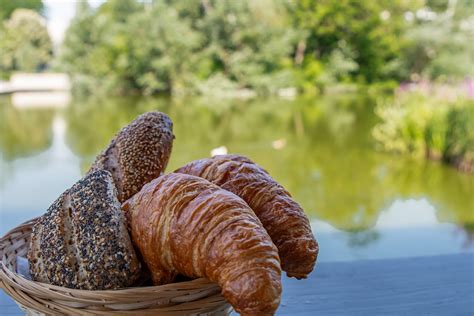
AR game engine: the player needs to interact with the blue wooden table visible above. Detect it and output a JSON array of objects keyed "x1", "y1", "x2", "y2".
[{"x1": 2, "y1": 253, "x2": 473, "y2": 315}]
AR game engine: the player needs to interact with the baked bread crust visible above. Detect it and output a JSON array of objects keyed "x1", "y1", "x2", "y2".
[
  {"x1": 123, "y1": 173, "x2": 282, "y2": 315},
  {"x1": 175, "y1": 154, "x2": 318, "y2": 279},
  {"x1": 89, "y1": 111, "x2": 174, "y2": 202},
  {"x1": 27, "y1": 170, "x2": 141, "y2": 290}
]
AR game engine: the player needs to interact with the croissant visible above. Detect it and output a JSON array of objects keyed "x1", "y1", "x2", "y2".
[
  {"x1": 175, "y1": 154, "x2": 318, "y2": 279},
  {"x1": 123, "y1": 173, "x2": 282, "y2": 315},
  {"x1": 89, "y1": 111, "x2": 174, "y2": 202}
]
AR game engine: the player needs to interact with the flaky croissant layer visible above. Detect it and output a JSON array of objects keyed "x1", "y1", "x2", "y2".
[
  {"x1": 124, "y1": 173, "x2": 282, "y2": 315},
  {"x1": 175, "y1": 154, "x2": 319, "y2": 279}
]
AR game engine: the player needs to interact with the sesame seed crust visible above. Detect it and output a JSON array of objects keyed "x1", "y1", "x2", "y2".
[
  {"x1": 89, "y1": 111, "x2": 174, "y2": 202},
  {"x1": 27, "y1": 170, "x2": 141, "y2": 290}
]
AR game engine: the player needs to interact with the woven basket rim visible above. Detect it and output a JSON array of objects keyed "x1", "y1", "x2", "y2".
[{"x1": 0, "y1": 217, "x2": 230, "y2": 315}]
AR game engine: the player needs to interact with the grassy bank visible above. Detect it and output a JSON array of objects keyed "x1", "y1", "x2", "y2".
[{"x1": 373, "y1": 91, "x2": 474, "y2": 173}]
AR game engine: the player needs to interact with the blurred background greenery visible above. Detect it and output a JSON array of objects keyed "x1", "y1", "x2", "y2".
[
  {"x1": 0, "y1": 0, "x2": 473, "y2": 171},
  {"x1": 1, "y1": 0, "x2": 473, "y2": 93},
  {"x1": 0, "y1": 0, "x2": 473, "y2": 259}
]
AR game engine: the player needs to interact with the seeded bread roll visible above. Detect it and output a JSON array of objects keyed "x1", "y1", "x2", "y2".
[
  {"x1": 89, "y1": 111, "x2": 174, "y2": 202},
  {"x1": 27, "y1": 170, "x2": 141, "y2": 290}
]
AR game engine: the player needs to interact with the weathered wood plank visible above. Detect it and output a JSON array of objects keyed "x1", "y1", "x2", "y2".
[
  {"x1": 277, "y1": 253, "x2": 473, "y2": 315},
  {"x1": 1, "y1": 253, "x2": 473, "y2": 315}
]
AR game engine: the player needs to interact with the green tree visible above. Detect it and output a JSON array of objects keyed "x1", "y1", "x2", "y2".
[
  {"x1": 59, "y1": 1, "x2": 104, "y2": 93},
  {"x1": 127, "y1": 3, "x2": 203, "y2": 94},
  {"x1": 399, "y1": 0, "x2": 474, "y2": 80},
  {"x1": 291, "y1": 0, "x2": 421, "y2": 83},
  {"x1": 60, "y1": 0, "x2": 301, "y2": 95},
  {"x1": 0, "y1": 9, "x2": 53, "y2": 77},
  {"x1": 0, "y1": 0, "x2": 43, "y2": 21},
  {"x1": 60, "y1": 1, "x2": 94, "y2": 74},
  {"x1": 184, "y1": 0, "x2": 301, "y2": 94},
  {"x1": 58, "y1": 0, "x2": 473, "y2": 95}
]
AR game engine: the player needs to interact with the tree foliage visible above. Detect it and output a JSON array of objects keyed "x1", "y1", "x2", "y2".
[
  {"x1": 58, "y1": 0, "x2": 474, "y2": 95},
  {"x1": 60, "y1": 0, "x2": 299, "y2": 95},
  {"x1": 399, "y1": 0, "x2": 474, "y2": 80},
  {"x1": 0, "y1": 0, "x2": 43, "y2": 21},
  {"x1": 291, "y1": 0, "x2": 425, "y2": 83},
  {"x1": 0, "y1": 9, "x2": 53, "y2": 78}
]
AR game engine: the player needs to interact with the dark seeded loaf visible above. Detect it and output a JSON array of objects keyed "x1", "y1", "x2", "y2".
[
  {"x1": 27, "y1": 170, "x2": 141, "y2": 290},
  {"x1": 89, "y1": 111, "x2": 174, "y2": 202}
]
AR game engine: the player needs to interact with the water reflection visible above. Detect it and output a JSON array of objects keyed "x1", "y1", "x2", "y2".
[
  {"x1": 11, "y1": 92, "x2": 70, "y2": 109},
  {"x1": 311, "y1": 198, "x2": 472, "y2": 261},
  {"x1": 0, "y1": 112, "x2": 81, "y2": 213},
  {"x1": 0, "y1": 100, "x2": 55, "y2": 161},
  {"x1": 0, "y1": 94, "x2": 473, "y2": 260}
]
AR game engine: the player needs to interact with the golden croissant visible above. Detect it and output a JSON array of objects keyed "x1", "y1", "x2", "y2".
[
  {"x1": 123, "y1": 173, "x2": 282, "y2": 315},
  {"x1": 175, "y1": 154, "x2": 318, "y2": 279}
]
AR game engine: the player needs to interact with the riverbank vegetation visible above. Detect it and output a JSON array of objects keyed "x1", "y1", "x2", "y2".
[{"x1": 373, "y1": 85, "x2": 474, "y2": 172}]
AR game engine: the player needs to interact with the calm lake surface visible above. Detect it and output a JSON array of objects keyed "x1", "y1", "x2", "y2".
[{"x1": 1, "y1": 93, "x2": 473, "y2": 262}]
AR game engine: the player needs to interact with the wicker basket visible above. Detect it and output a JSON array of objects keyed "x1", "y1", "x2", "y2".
[{"x1": 0, "y1": 218, "x2": 232, "y2": 315}]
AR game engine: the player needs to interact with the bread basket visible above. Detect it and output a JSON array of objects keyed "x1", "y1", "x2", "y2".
[{"x1": 0, "y1": 218, "x2": 232, "y2": 315}]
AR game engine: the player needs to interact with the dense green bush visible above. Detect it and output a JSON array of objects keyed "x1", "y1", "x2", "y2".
[
  {"x1": 443, "y1": 106, "x2": 474, "y2": 167},
  {"x1": 373, "y1": 92, "x2": 474, "y2": 172}
]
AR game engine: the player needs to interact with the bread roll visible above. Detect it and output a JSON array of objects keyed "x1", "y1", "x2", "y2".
[
  {"x1": 123, "y1": 173, "x2": 282, "y2": 315},
  {"x1": 175, "y1": 154, "x2": 318, "y2": 279},
  {"x1": 28, "y1": 170, "x2": 141, "y2": 290},
  {"x1": 89, "y1": 111, "x2": 174, "y2": 202}
]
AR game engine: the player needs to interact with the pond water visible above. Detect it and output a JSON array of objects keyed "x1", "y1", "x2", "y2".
[{"x1": 1, "y1": 93, "x2": 473, "y2": 262}]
